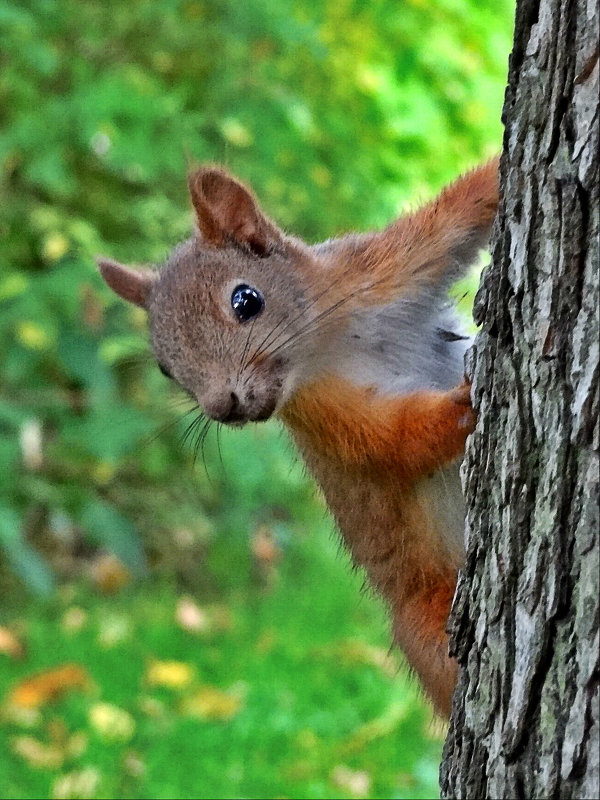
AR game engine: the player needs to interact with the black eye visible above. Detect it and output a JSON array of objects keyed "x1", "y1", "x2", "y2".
[
  {"x1": 231, "y1": 284, "x2": 264, "y2": 323},
  {"x1": 157, "y1": 362, "x2": 173, "y2": 379}
]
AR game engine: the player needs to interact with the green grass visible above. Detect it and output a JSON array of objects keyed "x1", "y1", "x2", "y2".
[{"x1": 0, "y1": 523, "x2": 443, "y2": 800}]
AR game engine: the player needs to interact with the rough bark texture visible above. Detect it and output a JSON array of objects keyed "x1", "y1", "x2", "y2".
[{"x1": 440, "y1": 0, "x2": 599, "y2": 797}]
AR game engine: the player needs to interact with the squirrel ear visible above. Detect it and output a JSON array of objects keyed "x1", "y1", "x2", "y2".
[
  {"x1": 188, "y1": 167, "x2": 278, "y2": 256},
  {"x1": 97, "y1": 257, "x2": 154, "y2": 308}
]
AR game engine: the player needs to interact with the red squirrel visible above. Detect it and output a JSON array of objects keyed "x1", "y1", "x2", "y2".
[{"x1": 98, "y1": 158, "x2": 499, "y2": 717}]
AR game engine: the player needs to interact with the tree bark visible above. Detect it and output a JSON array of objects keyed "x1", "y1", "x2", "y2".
[{"x1": 441, "y1": 0, "x2": 599, "y2": 797}]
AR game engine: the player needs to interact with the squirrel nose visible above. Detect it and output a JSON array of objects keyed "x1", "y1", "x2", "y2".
[
  {"x1": 222, "y1": 391, "x2": 244, "y2": 423},
  {"x1": 205, "y1": 391, "x2": 246, "y2": 424}
]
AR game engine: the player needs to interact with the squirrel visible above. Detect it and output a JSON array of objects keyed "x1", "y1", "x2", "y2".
[{"x1": 98, "y1": 157, "x2": 499, "y2": 717}]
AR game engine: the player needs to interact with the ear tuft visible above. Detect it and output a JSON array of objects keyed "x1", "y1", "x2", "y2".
[
  {"x1": 188, "y1": 167, "x2": 277, "y2": 256},
  {"x1": 97, "y1": 257, "x2": 154, "y2": 309}
]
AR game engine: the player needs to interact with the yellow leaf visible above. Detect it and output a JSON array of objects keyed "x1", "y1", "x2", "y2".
[
  {"x1": 145, "y1": 660, "x2": 195, "y2": 689},
  {"x1": 220, "y1": 118, "x2": 253, "y2": 147},
  {"x1": 89, "y1": 702, "x2": 135, "y2": 742},
  {"x1": 180, "y1": 686, "x2": 244, "y2": 721},
  {"x1": 16, "y1": 321, "x2": 52, "y2": 351},
  {"x1": 42, "y1": 233, "x2": 69, "y2": 262},
  {"x1": 0, "y1": 273, "x2": 28, "y2": 301}
]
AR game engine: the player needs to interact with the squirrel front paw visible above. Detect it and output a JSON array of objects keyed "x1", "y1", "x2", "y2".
[{"x1": 449, "y1": 381, "x2": 476, "y2": 433}]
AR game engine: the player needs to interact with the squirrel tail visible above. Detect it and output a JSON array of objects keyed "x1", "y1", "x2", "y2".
[{"x1": 361, "y1": 156, "x2": 500, "y2": 293}]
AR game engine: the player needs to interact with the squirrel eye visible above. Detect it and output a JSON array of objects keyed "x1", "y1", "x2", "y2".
[{"x1": 231, "y1": 284, "x2": 264, "y2": 323}]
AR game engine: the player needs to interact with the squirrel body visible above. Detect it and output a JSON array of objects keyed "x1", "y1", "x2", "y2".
[{"x1": 99, "y1": 157, "x2": 499, "y2": 717}]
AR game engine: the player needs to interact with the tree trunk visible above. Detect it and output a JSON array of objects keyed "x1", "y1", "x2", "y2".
[{"x1": 440, "y1": 0, "x2": 599, "y2": 797}]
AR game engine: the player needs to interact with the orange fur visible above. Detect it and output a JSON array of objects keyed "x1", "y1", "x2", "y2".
[
  {"x1": 395, "y1": 579, "x2": 457, "y2": 716},
  {"x1": 282, "y1": 377, "x2": 474, "y2": 717},
  {"x1": 314, "y1": 158, "x2": 500, "y2": 305},
  {"x1": 282, "y1": 376, "x2": 475, "y2": 480}
]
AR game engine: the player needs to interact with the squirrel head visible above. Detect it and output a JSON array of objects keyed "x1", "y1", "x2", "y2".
[{"x1": 98, "y1": 167, "x2": 338, "y2": 425}]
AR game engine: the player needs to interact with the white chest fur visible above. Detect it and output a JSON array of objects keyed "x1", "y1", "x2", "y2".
[{"x1": 326, "y1": 293, "x2": 471, "y2": 395}]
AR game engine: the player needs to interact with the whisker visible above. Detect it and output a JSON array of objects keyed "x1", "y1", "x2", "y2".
[
  {"x1": 215, "y1": 422, "x2": 225, "y2": 473},
  {"x1": 244, "y1": 259, "x2": 368, "y2": 374},
  {"x1": 266, "y1": 273, "x2": 391, "y2": 362},
  {"x1": 244, "y1": 311, "x2": 289, "y2": 370},
  {"x1": 140, "y1": 405, "x2": 200, "y2": 450},
  {"x1": 181, "y1": 412, "x2": 206, "y2": 449},
  {"x1": 237, "y1": 317, "x2": 258, "y2": 382},
  {"x1": 266, "y1": 293, "x2": 356, "y2": 361},
  {"x1": 193, "y1": 417, "x2": 214, "y2": 484}
]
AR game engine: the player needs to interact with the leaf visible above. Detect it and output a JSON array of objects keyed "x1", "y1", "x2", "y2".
[
  {"x1": 88, "y1": 553, "x2": 131, "y2": 594},
  {"x1": 180, "y1": 685, "x2": 244, "y2": 721},
  {"x1": 145, "y1": 660, "x2": 195, "y2": 690},
  {"x1": 89, "y1": 702, "x2": 135, "y2": 742},
  {"x1": 51, "y1": 767, "x2": 101, "y2": 800},
  {"x1": 7, "y1": 664, "x2": 90, "y2": 709},
  {"x1": 331, "y1": 765, "x2": 371, "y2": 798},
  {"x1": 12, "y1": 735, "x2": 64, "y2": 769},
  {"x1": 175, "y1": 597, "x2": 211, "y2": 634},
  {"x1": 61, "y1": 607, "x2": 88, "y2": 634},
  {"x1": 0, "y1": 626, "x2": 25, "y2": 659}
]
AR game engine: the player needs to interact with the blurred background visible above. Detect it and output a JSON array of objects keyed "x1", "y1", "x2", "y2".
[{"x1": 0, "y1": 1, "x2": 514, "y2": 797}]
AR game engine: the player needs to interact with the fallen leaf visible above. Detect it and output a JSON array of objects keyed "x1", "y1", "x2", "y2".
[
  {"x1": 175, "y1": 597, "x2": 210, "y2": 634},
  {"x1": 12, "y1": 735, "x2": 64, "y2": 769},
  {"x1": 61, "y1": 607, "x2": 87, "y2": 634},
  {"x1": 1, "y1": 704, "x2": 41, "y2": 728},
  {"x1": 10, "y1": 725, "x2": 87, "y2": 769},
  {"x1": 0, "y1": 626, "x2": 25, "y2": 659},
  {"x1": 52, "y1": 767, "x2": 101, "y2": 800},
  {"x1": 7, "y1": 664, "x2": 90, "y2": 709},
  {"x1": 180, "y1": 685, "x2": 244, "y2": 721},
  {"x1": 145, "y1": 660, "x2": 195, "y2": 690},
  {"x1": 89, "y1": 553, "x2": 130, "y2": 594},
  {"x1": 331, "y1": 765, "x2": 371, "y2": 798},
  {"x1": 394, "y1": 772, "x2": 416, "y2": 791},
  {"x1": 89, "y1": 702, "x2": 135, "y2": 742}
]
